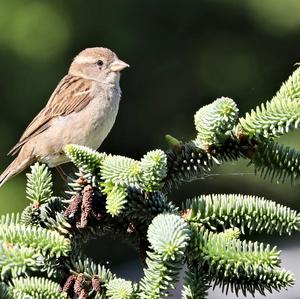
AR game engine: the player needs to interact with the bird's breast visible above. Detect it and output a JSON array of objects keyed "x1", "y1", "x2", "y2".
[
  {"x1": 36, "y1": 85, "x2": 121, "y2": 167},
  {"x1": 86, "y1": 87, "x2": 120, "y2": 149}
]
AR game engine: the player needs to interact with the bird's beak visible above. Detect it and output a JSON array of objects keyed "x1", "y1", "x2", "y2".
[{"x1": 110, "y1": 59, "x2": 130, "y2": 72}]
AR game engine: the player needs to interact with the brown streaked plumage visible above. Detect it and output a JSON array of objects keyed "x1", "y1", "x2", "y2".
[
  {"x1": 0, "y1": 47, "x2": 129, "y2": 187},
  {"x1": 8, "y1": 75, "x2": 93, "y2": 156}
]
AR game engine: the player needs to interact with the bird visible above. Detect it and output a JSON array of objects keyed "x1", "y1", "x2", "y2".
[{"x1": 0, "y1": 47, "x2": 129, "y2": 187}]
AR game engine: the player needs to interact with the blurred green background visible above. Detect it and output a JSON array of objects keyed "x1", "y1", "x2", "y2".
[{"x1": 0, "y1": 0, "x2": 300, "y2": 298}]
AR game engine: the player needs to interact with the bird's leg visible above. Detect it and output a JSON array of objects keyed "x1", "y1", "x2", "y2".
[{"x1": 56, "y1": 165, "x2": 68, "y2": 183}]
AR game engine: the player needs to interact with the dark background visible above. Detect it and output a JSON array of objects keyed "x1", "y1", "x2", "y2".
[{"x1": 0, "y1": 1, "x2": 299, "y2": 298}]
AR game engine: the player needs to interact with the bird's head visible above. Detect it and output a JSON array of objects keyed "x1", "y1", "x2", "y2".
[{"x1": 69, "y1": 47, "x2": 129, "y2": 84}]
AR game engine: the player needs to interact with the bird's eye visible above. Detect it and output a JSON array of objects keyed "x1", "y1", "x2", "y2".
[{"x1": 96, "y1": 60, "x2": 104, "y2": 67}]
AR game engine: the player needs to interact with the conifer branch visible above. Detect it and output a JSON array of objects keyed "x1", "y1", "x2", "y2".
[
  {"x1": 194, "y1": 97, "x2": 239, "y2": 147},
  {"x1": 0, "y1": 223, "x2": 71, "y2": 257},
  {"x1": 64, "y1": 144, "x2": 107, "y2": 174},
  {"x1": 250, "y1": 141, "x2": 300, "y2": 184},
  {"x1": 106, "y1": 278, "x2": 135, "y2": 299},
  {"x1": 0, "y1": 283, "x2": 13, "y2": 299},
  {"x1": 0, "y1": 242, "x2": 39, "y2": 279},
  {"x1": 164, "y1": 137, "x2": 242, "y2": 191},
  {"x1": 11, "y1": 277, "x2": 67, "y2": 299},
  {"x1": 1, "y1": 66, "x2": 300, "y2": 298},
  {"x1": 184, "y1": 194, "x2": 300, "y2": 234},
  {"x1": 26, "y1": 162, "x2": 53, "y2": 206},
  {"x1": 139, "y1": 214, "x2": 190, "y2": 298},
  {"x1": 189, "y1": 227, "x2": 294, "y2": 296},
  {"x1": 239, "y1": 67, "x2": 300, "y2": 139},
  {"x1": 182, "y1": 263, "x2": 210, "y2": 299}
]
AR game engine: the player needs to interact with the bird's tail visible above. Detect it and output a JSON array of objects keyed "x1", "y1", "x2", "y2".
[{"x1": 0, "y1": 155, "x2": 34, "y2": 188}]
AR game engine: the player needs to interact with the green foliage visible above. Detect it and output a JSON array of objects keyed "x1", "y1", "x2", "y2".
[
  {"x1": 164, "y1": 139, "x2": 242, "y2": 190},
  {"x1": 11, "y1": 277, "x2": 66, "y2": 299},
  {"x1": 194, "y1": 97, "x2": 239, "y2": 147},
  {"x1": 100, "y1": 155, "x2": 141, "y2": 216},
  {"x1": 274, "y1": 67, "x2": 300, "y2": 102},
  {"x1": 106, "y1": 278, "x2": 134, "y2": 299},
  {"x1": 0, "y1": 223, "x2": 70, "y2": 257},
  {"x1": 71, "y1": 257, "x2": 114, "y2": 283},
  {"x1": 250, "y1": 141, "x2": 300, "y2": 183},
  {"x1": 147, "y1": 214, "x2": 190, "y2": 260},
  {"x1": 0, "y1": 213, "x2": 20, "y2": 226},
  {"x1": 66, "y1": 145, "x2": 169, "y2": 217},
  {"x1": 0, "y1": 283, "x2": 13, "y2": 299},
  {"x1": 239, "y1": 67, "x2": 300, "y2": 139},
  {"x1": 101, "y1": 155, "x2": 142, "y2": 187},
  {"x1": 191, "y1": 227, "x2": 294, "y2": 296},
  {"x1": 0, "y1": 242, "x2": 40, "y2": 279},
  {"x1": 194, "y1": 228, "x2": 281, "y2": 269},
  {"x1": 140, "y1": 150, "x2": 167, "y2": 192},
  {"x1": 165, "y1": 142, "x2": 217, "y2": 189},
  {"x1": 185, "y1": 194, "x2": 300, "y2": 234},
  {"x1": 64, "y1": 144, "x2": 107, "y2": 174},
  {"x1": 125, "y1": 189, "x2": 177, "y2": 224},
  {"x1": 213, "y1": 265, "x2": 294, "y2": 297},
  {"x1": 102, "y1": 182, "x2": 128, "y2": 217},
  {"x1": 164, "y1": 134, "x2": 182, "y2": 147},
  {"x1": 20, "y1": 205, "x2": 41, "y2": 226},
  {"x1": 182, "y1": 263, "x2": 210, "y2": 299},
  {"x1": 139, "y1": 214, "x2": 190, "y2": 298},
  {"x1": 2, "y1": 68, "x2": 300, "y2": 298},
  {"x1": 139, "y1": 251, "x2": 182, "y2": 299},
  {"x1": 26, "y1": 162, "x2": 53, "y2": 205}
]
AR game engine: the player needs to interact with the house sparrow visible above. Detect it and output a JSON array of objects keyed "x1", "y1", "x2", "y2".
[{"x1": 0, "y1": 47, "x2": 129, "y2": 187}]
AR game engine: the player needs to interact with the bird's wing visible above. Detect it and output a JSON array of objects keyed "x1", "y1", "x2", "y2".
[{"x1": 8, "y1": 75, "x2": 94, "y2": 156}]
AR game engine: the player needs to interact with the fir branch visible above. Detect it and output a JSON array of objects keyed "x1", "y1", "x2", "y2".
[
  {"x1": 20, "y1": 205, "x2": 42, "y2": 226},
  {"x1": 140, "y1": 150, "x2": 167, "y2": 192},
  {"x1": 213, "y1": 266, "x2": 294, "y2": 297},
  {"x1": 0, "y1": 242, "x2": 40, "y2": 279},
  {"x1": 26, "y1": 163, "x2": 53, "y2": 206},
  {"x1": 2, "y1": 66, "x2": 300, "y2": 298},
  {"x1": 66, "y1": 256, "x2": 115, "y2": 298},
  {"x1": 184, "y1": 194, "x2": 300, "y2": 235},
  {"x1": 0, "y1": 213, "x2": 20, "y2": 226},
  {"x1": 67, "y1": 171, "x2": 94, "y2": 194},
  {"x1": 182, "y1": 263, "x2": 210, "y2": 299},
  {"x1": 102, "y1": 183, "x2": 128, "y2": 217},
  {"x1": 250, "y1": 141, "x2": 300, "y2": 184},
  {"x1": 164, "y1": 138, "x2": 242, "y2": 191},
  {"x1": 194, "y1": 97, "x2": 239, "y2": 147},
  {"x1": 191, "y1": 227, "x2": 294, "y2": 296},
  {"x1": 64, "y1": 144, "x2": 107, "y2": 174},
  {"x1": 70, "y1": 256, "x2": 114, "y2": 283},
  {"x1": 43, "y1": 212, "x2": 73, "y2": 238},
  {"x1": 239, "y1": 67, "x2": 300, "y2": 139},
  {"x1": 99, "y1": 154, "x2": 143, "y2": 217},
  {"x1": 139, "y1": 214, "x2": 190, "y2": 298},
  {"x1": 147, "y1": 214, "x2": 190, "y2": 260},
  {"x1": 11, "y1": 277, "x2": 67, "y2": 299},
  {"x1": 274, "y1": 67, "x2": 300, "y2": 101},
  {"x1": 101, "y1": 155, "x2": 141, "y2": 187},
  {"x1": 0, "y1": 223, "x2": 70, "y2": 257},
  {"x1": 125, "y1": 188, "x2": 177, "y2": 224},
  {"x1": 22, "y1": 164, "x2": 61, "y2": 226},
  {"x1": 164, "y1": 142, "x2": 215, "y2": 191},
  {"x1": 106, "y1": 278, "x2": 134, "y2": 299},
  {"x1": 192, "y1": 228, "x2": 281, "y2": 271},
  {"x1": 0, "y1": 283, "x2": 13, "y2": 299},
  {"x1": 139, "y1": 251, "x2": 182, "y2": 299},
  {"x1": 40, "y1": 197, "x2": 66, "y2": 223}
]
